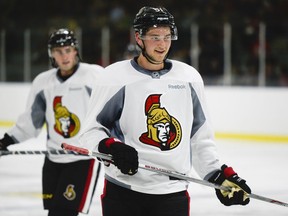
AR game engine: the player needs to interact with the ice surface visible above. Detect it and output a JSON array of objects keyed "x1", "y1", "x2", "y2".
[{"x1": 0, "y1": 128, "x2": 287, "y2": 216}]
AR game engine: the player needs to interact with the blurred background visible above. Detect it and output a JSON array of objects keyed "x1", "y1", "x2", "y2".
[{"x1": 1, "y1": 0, "x2": 288, "y2": 86}]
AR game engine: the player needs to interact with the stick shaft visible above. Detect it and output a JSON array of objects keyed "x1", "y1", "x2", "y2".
[
  {"x1": 0, "y1": 149, "x2": 81, "y2": 156},
  {"x1": 61, "y1": 143, "x2": 288, "y2": 207}
]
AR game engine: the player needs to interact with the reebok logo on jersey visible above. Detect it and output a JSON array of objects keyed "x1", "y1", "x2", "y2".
[
  {"x1": 168, "y1": 84, "x2": 185, "y2": 89},
  {"x1": 69, "y1": 87, "x2": 82, "y2": 91}
]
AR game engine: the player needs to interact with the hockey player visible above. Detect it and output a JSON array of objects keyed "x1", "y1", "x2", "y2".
[
  {"x1": 79, "y1": 6, "x2": 251, "y2": 216},
  {"x1": 0, "y1": 28, "x2": 104, "y2": 216}
]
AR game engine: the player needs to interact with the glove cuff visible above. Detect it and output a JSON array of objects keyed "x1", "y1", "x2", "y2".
[
  {"x1": 221, "y1": 164, "x2": 237, "y2": 178},
  {"x1": 208, "y1": 164, "x2": 236, "y2": 185},
  {"x1": 98, "y1": 137, "x2": 122, "y2": 154},
  {"x1": 104, "y1": 137, "x2": 122, "y2": 147}
]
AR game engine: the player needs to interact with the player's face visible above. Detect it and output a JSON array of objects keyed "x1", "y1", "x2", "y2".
[
  {"x1": 51, "y1": 46, "x2": 78, "y2": 76},
  {"x1": 137, "y1": 26, "x2": 172, "y2": 67}
]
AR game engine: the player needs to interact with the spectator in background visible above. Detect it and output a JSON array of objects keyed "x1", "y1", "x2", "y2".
[{"x1": 0, "y1": 28, "x2": 104, "y2": 216}]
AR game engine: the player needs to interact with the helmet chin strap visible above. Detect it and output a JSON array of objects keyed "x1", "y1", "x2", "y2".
[
  {"x1": 137, "y1": 41, "x2": 168, "y2": 65},
  {"x1": 142, "y1": 50, "x2": 164, "y2": 65}
]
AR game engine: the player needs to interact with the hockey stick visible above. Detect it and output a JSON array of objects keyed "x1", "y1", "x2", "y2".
[
  {"x1": 61, "y1": 143, "x2": 288, "y2": 208},
  {"x1": 0, "y1": 149, "x2": 84, "y2": 156}
]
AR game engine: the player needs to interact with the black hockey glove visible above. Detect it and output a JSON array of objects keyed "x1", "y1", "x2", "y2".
[
  {"x1": 208, "y1": 164, "x2": 251, "y2": 206},
  {"x1": 0, "y1": 133, "x2": 15, "y2": 151},
  {"x1": 98, "y1": 138, "x2": 138, "y2": 175}
]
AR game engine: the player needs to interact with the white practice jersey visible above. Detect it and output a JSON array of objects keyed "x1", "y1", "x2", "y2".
[
  {"x1": 79, "y1": 59, "x2": 221, "y2": 194},
  {"x1": 8, "y1": 63, "x2": 104, "y2": 163}
]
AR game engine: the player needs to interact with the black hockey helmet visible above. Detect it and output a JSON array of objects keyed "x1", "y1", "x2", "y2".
[
  {"x1": 133, "y1": 6, "x2": 178, "y2": 40},
  {"x1": 47, "y1": 28, "x2": 81, "y2": 68}
]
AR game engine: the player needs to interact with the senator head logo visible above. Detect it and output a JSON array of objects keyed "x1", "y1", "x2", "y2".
[
  {"x1": 53, "y1": 96, "x2": 80, "y2": 138},
  {"x1": 63, "y1": 184, "x2": 76, "y2": 201},
  {"x1": 139, "y1": 94, "x2": 182, "y2": 151}
]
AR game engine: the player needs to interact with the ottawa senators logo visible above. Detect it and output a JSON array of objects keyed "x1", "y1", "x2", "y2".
[
  {"x1": 63, "y1": 184, "x2": 76, "y2": 201},
  {"x1": 53, "y1": 96, "x2": 80, "y2": 138},
  {"x1": 139, "y1": 94, "x2": 182, "y2": 151}
]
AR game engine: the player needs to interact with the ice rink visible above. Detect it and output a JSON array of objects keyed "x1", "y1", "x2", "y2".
[{"x1": 0, "y1": 128, "x2": 288, "y2": 216}]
